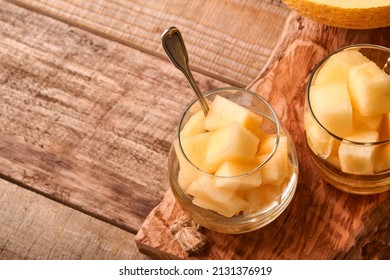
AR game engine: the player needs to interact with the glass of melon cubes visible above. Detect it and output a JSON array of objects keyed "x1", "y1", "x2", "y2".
[
  {"x1": 168, "y1": 87, "x2": 299, "y2": 234},
  {"x1": 305, "y1": 44, "x2": 390, "y2": 194}
]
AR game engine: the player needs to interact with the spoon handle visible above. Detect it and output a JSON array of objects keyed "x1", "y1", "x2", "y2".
[{"x1": 161, "y1": 27, "x2": 209, "y2": 115}]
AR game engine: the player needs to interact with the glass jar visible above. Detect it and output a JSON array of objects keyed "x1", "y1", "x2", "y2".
[
  {"x1": 304, "y1": 44, "x2": 390, "y2": 194},
  {"x1": 168, "y1": 87, "x2": 299, "y2": 234}
]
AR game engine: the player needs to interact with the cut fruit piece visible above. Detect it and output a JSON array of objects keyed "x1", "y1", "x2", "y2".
[
  {"x1": 203, "y1": 122, "x2": 259, "y2": 173},
  {"x1": 314, "y1": 50, "x2": 370, "y2": 85},
  {"x1": 304, "y1": 112, "x2": 334, "y2": 158},
  {"x1": 214, "y1": 161, "x2": 261, "y2": 190},
  {"x1": 245, "y1": 183, "x2": 284, "y2": 214},
  {"x1": 325, "y1": 140, "x2": 341, "y2": 169},
  {"x1": 252, "y1": 127, "x2": 268, "y2": 140},
  {"x1": 258, "y1": 134, "x2": 278, "y2": 155},
  {"x1": 203, "y1": 95, "x2": 263, "y2": 134},
  {"x1": 180, "y1": 132, "x2": 211, "y2": 173},
  {"x1": 374, "y1": 143, "x2": 390, "y2": 173},
  {"x1": 180, "y1": 110, "x2": 206, "y2": 139},
  {"x1": 309, "y1": 82, "x2": 353, "y2": 137},
  {"x1": 379, "y1": 113, "x2": 390, "y2": 141},
  {"x1": 326, "y1": 153, "x2": 341, "y2": 169},
  {"x1": 257, "y1": 135, "x2": 289, "y2": 185},
  {"x1": 338, "y1": 130, "x2": 379, "y2": 175},
  {"x1": 353, "y1": 111, "x2": 383, "y2": 132},
  {"x1": 282, "y1": 0, "x2": 390, "y2": 29},
  {"x1": 174, "y1": 140, "x2": 201, "y2": 189},
  {"x1": 348, "y1": 61, "x2": 390, "y2": 116},
  {"x1": 187, "y1": 176, "x2": 249, "y2": 217}
]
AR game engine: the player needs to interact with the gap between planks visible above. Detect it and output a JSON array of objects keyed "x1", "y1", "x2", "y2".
[
  {"x1": 0, "y1": 178, "x2": 150, "y2": 259},
  {"x1": 5, "y1": 0, "x2": 292, "y2": 87}
]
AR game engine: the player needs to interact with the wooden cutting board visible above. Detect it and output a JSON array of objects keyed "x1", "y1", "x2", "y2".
[{"x1": 135, "y1": 14, "x2": 390, "y2": 259}]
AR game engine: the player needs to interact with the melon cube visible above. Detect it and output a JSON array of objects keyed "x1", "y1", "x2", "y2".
[
  {"x1": 174, "y1": 140, "x2": 201, "y2": 189},
  {"x1": 203, "y1": 122, "x2": 259, "y2": 173},
  {"x1": 180, "y1": 110, "x2": 206, "y2": 139},
  {"x1": 310, "y1": 82, "x2": 353, "y2": 137},
  {"x1": 325, "y1": 140, "x2": 341, "y2": 169},
  {"x1": 180, "y1": 132, "x2": 211, "y2": 173},
  {"x1": 257, "y1": 134, "x2": 289, "y2": 184},
  {"x1": 204, "y1": 95, "x2": 263, "y2": 134},
  {"x1": 314, "y1": 50, "x2": 370, "y2": 85},
  {"x1": 304, "y1": 112, "x2": 334, "y2": 158},
  {"x1": 258, "y1": 134, "x2": 279, "y2": 155},
  {"x1": 214, "y1": 161, "x2": 261, "y2": 190},
  {"x1": 374, "y1": 143, "x2": 390, "y2": 173},
  {"x1": 252, "y1": 127, "x2": 268, "y2": 140},
  {"x1": 326, "y1": 153, "x2": 341, "y2": 169},
  {"x1": 379, "y1": 113, "x2": 390, "y2": 141},
  {"x1": 245, "y1": 183, "x2": 284, "y2": 214},
  {"x1": 353, "y1": 110, "x2": 383, "y2": 132},
  {"x1": 338, "y1": 130, "x2": 379, "y2": 175},
  {"x1": 187, "y1": 176, "x2": 249, "y2": 217},
  {"x1": 348, "y1": 61, "x2": 390, "y2": 116}
]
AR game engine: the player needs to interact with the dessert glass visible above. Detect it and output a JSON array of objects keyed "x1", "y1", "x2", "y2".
[
  {"x1": 168, "y1": 87, "x2": 299, "y2": 234},
  {"x1": 304, "y1": 44, "x2": 390, "y2": 195}
]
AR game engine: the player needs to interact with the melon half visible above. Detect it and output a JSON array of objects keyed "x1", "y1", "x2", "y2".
[{"x1": 282, "y1": 0, "x2": 390, "y2": 29}]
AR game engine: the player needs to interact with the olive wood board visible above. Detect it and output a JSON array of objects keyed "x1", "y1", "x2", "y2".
[{"x1": 135, "y1": 14, "x2": 390, "y2": 260}]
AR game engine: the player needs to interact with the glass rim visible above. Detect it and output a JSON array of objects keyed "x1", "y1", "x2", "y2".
[
  {"x1": 306, "y1": 44, "x2": 390, "y2": 146},
  {"x1": 177, "y1": 86, "x2": 282, "y2": 179}
]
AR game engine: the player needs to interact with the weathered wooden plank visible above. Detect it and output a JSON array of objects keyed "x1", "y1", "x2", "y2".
[
  {"x1": 7, "y1": 0, "x2": 291, "y2": 87},
  {"x1": 0, "y1": 178, "x2": 150, "y2": 260},
  {"x1": 0, "y1": 0, "x2": 227, "y2": 233},
  {"x1": 135, "y1": 14, "x2": 390, "y2": 259}
]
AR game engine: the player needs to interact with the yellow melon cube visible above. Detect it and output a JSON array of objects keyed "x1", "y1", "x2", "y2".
[
  {"x1": 349, "y1": 61, "x2": 390, "y2": 116},
  {"x1": 374, "y1": 143, "x2": 390, "y2": 173},
  {"x1": 325, "y1": 140, "x2": 341, "y2": 169},
  {"x1": 353, "y1": 110, "x2": 383, "y2": 132},
  {"x1": 258, "y1": 134, "x2": 275, "y2": 155},
  {"x1": 257, "y1": 134, "x2": 289, "y2": 185},
  {"x1": 338, "y1": 130, "x2": 379, "y2": 175},
  {"x1": 204, "y1": 95, "x2": 263, "y2": 134},
  {"x1": 180, "y1": 110, "x2": 206, "y2": 139},
  {"x1": 187, "y1": 176, "x2": 249, "y2": 217},
  {"x1": 214, "y1": 161, "x2": 261, "y2": 190},
  {"x1": 203, "y1": 122, "x2": 259, "y2": 173},
  {"x1": 379, "y1": 113, "x2": 390, "y2": 141},
  {"x1": 180, "y1": 132, "x2": 211, "y2": 173},
  {"x1": 244, "y1": 183, "x2": 284, "y2": 214},
  {"x1": 314, "y1": 50, "x2": 369, "y2": 85},
  {"x1": 174, "y1": 140, "x2": 201, "y2": 189},
  {"x1": 326, "y1": 154, "x2": 341, "y2": 169},
  {"x1": 252, "y1": 127, "x2": 268, "y2": 140},
  {"x1": 304, "y1": 112, "x2": 334, "y2": 158},
  {"x1": 310, "y1": 82, "x2": 353, "y2": 137}
]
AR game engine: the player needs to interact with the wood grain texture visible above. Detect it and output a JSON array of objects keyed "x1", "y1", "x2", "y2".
[
  {"x1": 135, "y1": 14, "x2": 390, "y2": 259},
  {"x1": 7, "y1": 0, "x2": 291, "y2": 87},
  {"x1": 0, "y1": 0, "x2": 227, "y2": 234},
  {"x1": 0, "y1": 179, "x2": 150, "y2": 260}
]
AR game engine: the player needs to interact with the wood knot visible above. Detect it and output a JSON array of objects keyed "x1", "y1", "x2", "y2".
[{"x1": 170, "y1": 216, "x2": 208, "y2": 256}]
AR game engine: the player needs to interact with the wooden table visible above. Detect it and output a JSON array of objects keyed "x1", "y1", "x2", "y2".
[{"x1": 0, "y1": 0, "x2": 389, "y2": 260}]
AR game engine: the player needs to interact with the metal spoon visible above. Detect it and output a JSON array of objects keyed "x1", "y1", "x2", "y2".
[{"x1": 161, "y1": 27, "x2": 209, "y2": 116}]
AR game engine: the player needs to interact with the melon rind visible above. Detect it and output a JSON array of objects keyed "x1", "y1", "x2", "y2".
[{"x1": 282, "y1": 0, "x2": 390, "y2": 29}]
